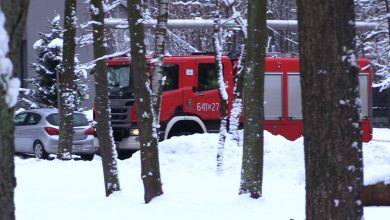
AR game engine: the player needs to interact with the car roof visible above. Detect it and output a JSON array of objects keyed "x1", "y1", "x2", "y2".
[
  {"x1": 17, "y1": 108, "x2": 88, "y2": 116},
  {"x1": 17, "y1": 108, "x2": 57, "y2": 115},
  {"x1": 17, "y1": 108, "x2": 59, "y2": 118}
]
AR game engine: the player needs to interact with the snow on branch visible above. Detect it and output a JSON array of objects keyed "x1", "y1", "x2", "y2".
[
  {"x1": 0, "y1": 10, "x2": 19, "y2": 107},
  {"x1": 171, "y1": 1, "x2": 208, "y2": 6},
  {"x1": 79, "y1": 49, "x2": 130, "y2": 70},
  {"x1": 104, "y1": 18, "x2": 379, "y2": 31}
]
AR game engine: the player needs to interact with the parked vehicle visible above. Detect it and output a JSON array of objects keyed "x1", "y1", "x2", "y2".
[
  {"x1": 14, "y1": 108, "x2": 97, "y2": 160},
  {"x1": 94, "y1": 54, "x2": 373, "y2": 157}
]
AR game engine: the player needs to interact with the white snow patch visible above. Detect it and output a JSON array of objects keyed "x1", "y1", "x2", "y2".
[
  {"x1": 12, "y1": 129, "x2": 390, "y2": 220},
  {"x1": 48, "y1": 38, "x2": 63, "y2": 49},
  {"x1": 334, "y1": 199, "x2": 340, "y2": 207}
]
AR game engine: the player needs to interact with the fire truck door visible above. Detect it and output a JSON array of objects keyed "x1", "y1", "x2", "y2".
[
  {"x1": 160, "y1": 64, "x2": 182, "y2": 122},
  {"x1": 193, "y1": 63, "x2": 221, "y2": 120}
]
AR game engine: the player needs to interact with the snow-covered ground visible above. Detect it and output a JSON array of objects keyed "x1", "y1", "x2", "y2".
[{"x1": 14, "y1": 128, "x2": 390, "y2": 220}]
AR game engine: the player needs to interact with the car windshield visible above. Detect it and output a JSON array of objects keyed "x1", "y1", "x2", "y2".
[
  {"x1": 107, "y1": 65, "x2": 133, "y2": 98},
  {"x1": 46, "y1": 113, "x2": 89, "y2": 126}
]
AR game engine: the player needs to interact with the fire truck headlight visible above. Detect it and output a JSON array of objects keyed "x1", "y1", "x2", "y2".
[{"x1": 130, "y1": 128, "x2": 139, "y2": 136}]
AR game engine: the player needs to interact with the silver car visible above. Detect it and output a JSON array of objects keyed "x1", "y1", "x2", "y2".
[{"x1": 14, "y1": 108, "x2": 97, "y2": 160}]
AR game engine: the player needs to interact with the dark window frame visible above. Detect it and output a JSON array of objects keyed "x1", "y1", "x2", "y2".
[
  {"x1": 162, "y1": 64, "x2": 179, "y2": 91},
  {"x1": 107, "y1": 65, "x2": 133, "y2": 98},
  {"x1": 25, "y1": 113, "x2": 42, "y2": 126},
  {"x1": 14, "y1": 113, "x2": 28, "y2": 126},
  {"x1": 198, "y1": 63, "x2": 222, "y2": 92},
  {"x1": 46, "y1": 113, "x2": 89, "y2": 127}
]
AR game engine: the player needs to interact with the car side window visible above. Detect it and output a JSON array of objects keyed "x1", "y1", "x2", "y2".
[
  {"x1": 198, "y1": 63, "x2": 219, "y2": 91},
  {"x1": 26, "y1": 113, "x2": 41, "y2": 126},
  {"x1": 14, "y1": 113, "x2": 28, "y2": 126},
  {"x1": 163, "y1": 64, "x2": 179, "y2": 91}
]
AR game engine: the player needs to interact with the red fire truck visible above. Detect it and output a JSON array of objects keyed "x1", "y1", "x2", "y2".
[{"x1": 95, "y1": 54, "x2": 372, "y2": 157}]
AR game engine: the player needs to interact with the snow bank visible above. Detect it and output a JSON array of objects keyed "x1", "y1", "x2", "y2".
[{"x1": 14, "y1": 129, "x2": 390, "y2": 220}]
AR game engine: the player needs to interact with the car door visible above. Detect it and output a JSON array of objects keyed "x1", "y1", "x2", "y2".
[
  {"x1": 20, "y1": 113, "x2": 42, "y2": 153},
  {"x1": 23, "y1": 112, "x2": 43, "y2": 153},
  {"x1": 14, "y1": 113, "x2": 28, "y2": 153},
  {"x1": 160, "y1": 62, "x2": 183, "y2": 122},
  {"x1": 193, "y1": 63, "x2": 221, "y2": 121}
]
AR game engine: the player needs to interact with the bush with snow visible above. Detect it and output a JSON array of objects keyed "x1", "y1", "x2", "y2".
[{"x1": 30, "y1": 15, "x2": 88, "y2": 110}]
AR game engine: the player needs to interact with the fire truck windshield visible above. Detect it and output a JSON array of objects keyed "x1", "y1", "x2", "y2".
[{"x1": 107, "y1": 66, "x2": 133, "y2": 98}]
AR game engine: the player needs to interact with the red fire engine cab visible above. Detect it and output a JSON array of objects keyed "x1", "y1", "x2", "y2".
[{"x1": 94, "y1": 54, "x2": 372, "y2": 156}]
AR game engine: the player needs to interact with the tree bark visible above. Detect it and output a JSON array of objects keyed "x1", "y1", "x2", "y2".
[
  {"x1": 239, "y1": 0, "x2": 266, "y2": 199},
  {"x1": 363, "y1": 182, "x2": 390, "y2": 206},
  {"x1": 57, "y1": 0, "x2": 76, "y2": 160},
  {"x1": 0, "y1": 1, "x2": 29, "y2": 220},
  {"x1": 0, "y1": 99, "x2": 16, "y2": 220},
  {"x1": 91, "y1": 0, "x2": 121, "y2": 197},
  {"x1": 296, "y1": 0, "x2": 364, "y2": 219},
  {"x1": 127, "y1": 0, "x2": 163, "y2": 204}
]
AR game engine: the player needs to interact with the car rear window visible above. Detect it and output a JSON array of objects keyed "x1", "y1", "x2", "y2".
[{"x1": 46, "y1": 113, "x2": 89, "y2": 126}]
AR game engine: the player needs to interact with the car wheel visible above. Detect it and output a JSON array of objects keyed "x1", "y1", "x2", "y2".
[
  {"x1": 33, "y1": 141, "x2": 48, "y2": 159},
  {"x1": 80, "y1": 154, "x2": 94, "y2": 161}
]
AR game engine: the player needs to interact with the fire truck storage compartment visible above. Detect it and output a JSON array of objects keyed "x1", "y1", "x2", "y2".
[
  {"x1": 287, "y1": 73, "x2": 302, "y2": 119},
  {"x1": 359, "y1": 73, "x2": 369, "y2": 118},
  {"x1": 265, "y1": 73, "x2": 283, "y2": 120}
]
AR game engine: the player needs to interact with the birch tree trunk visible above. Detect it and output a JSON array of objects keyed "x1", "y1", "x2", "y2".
[
  {"x1": 90, "y1": 0, "x2": 121, "y2": 197},
  {"x1": 239, "y1": 0, "x2": 266, "y2": 199},
  {"x1": 0, "y1": 1, "x2": 29, "y2": 219},
  {"x1": 57, "y1": 0, "x2": 76, "y2": 160},
  {"x1": 213, "y1": 0, "x2": 228, "y2": 174},
  {"x1": 127, "y1": 0, "x2": 163, "y2": 204},
  {"x1": 224, "y1": 0, "x2": 247, "y2": 144},
  {"x1": 229, "y1": 44, "x2": 245, "y2": 143},
  {"x1": 296, "y1": 0, "x2": 364, "y2": 219},
  {"x1": 151, "y1": 0, "x2": 168, "y2": 135}
]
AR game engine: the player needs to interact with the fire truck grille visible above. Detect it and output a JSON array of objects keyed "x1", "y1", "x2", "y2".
[
  {"x1": 111, "y1": 115, "x2": 128, "y2": 120},
  {"x1": 111, "y1": 108, "x2": 127, "y2": 113},
  {"x1": 109, "y1": 98, "x2": 134, "y2": 125}
]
